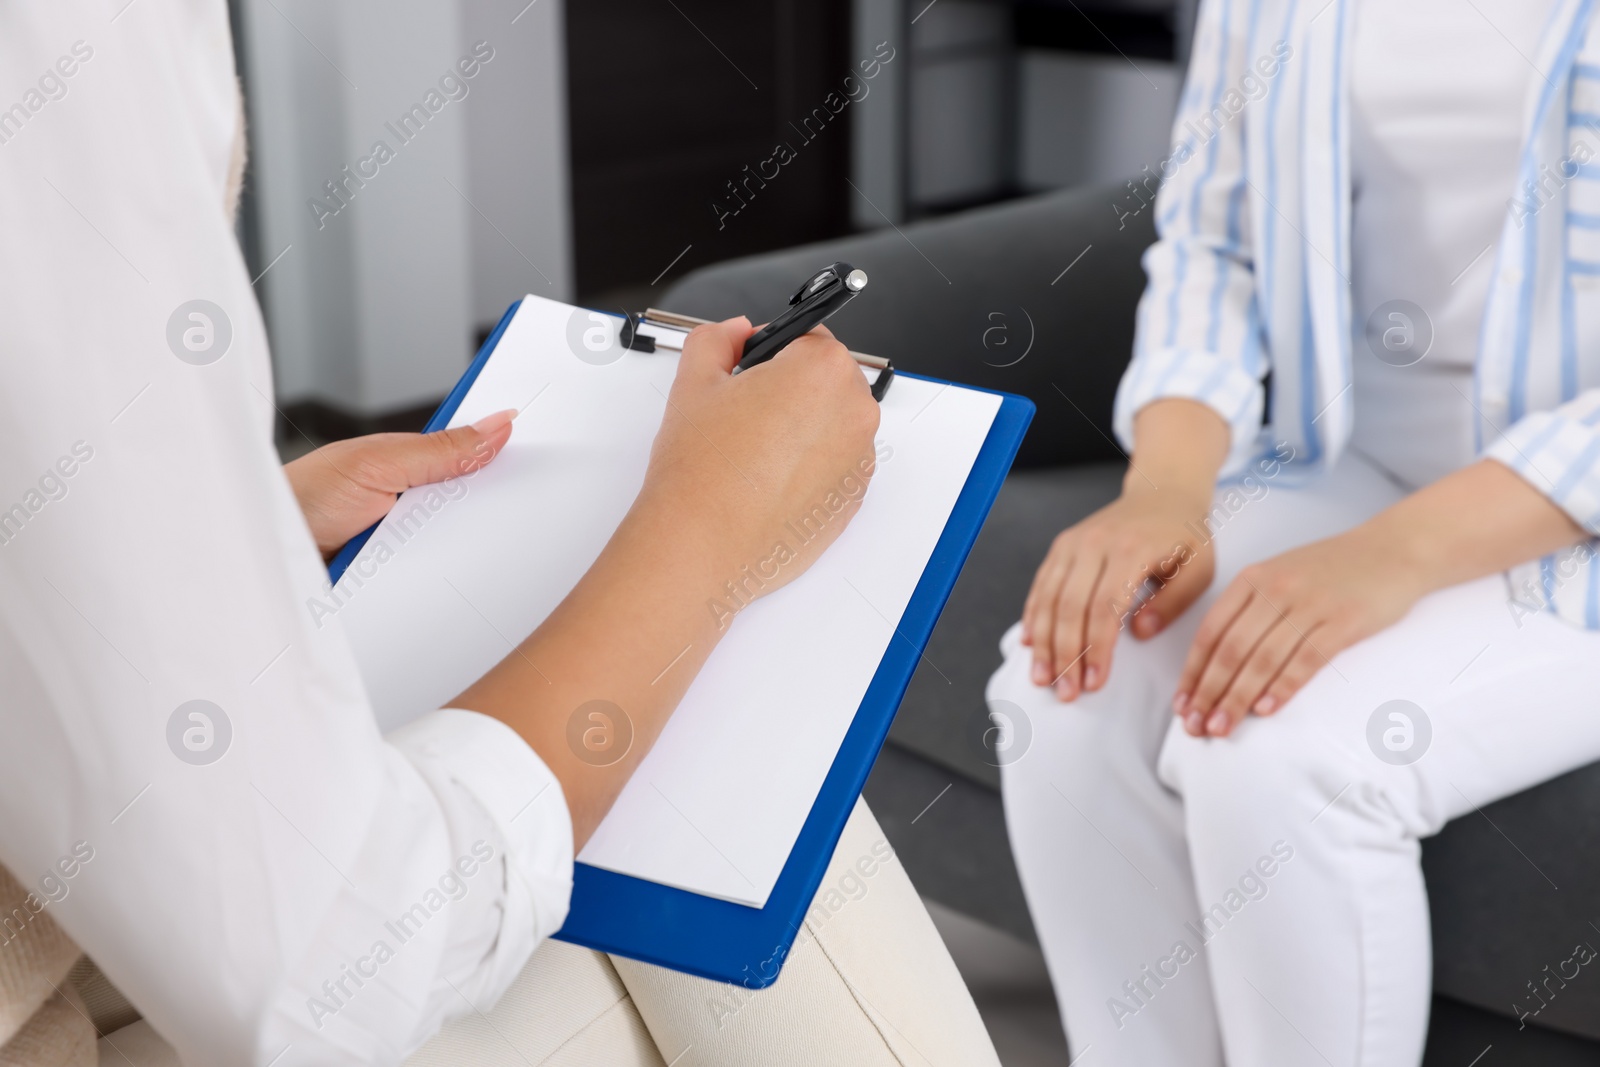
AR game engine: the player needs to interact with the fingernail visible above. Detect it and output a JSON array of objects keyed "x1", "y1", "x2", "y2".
[
  {"x1": 1254, "y1": 695, "x2": 1276, "y2": 715},
  {"x1": 1031, "y1": 662, "x2": 1049, "y2": 686},
  {"x1": 1083, "y1": 665, "x2": 1101, "y2": 690},
  {"x1": 1172, "y1": 692, "x2": 1189, "y2": 716},
  {"x1": 1134, "y1": 613, "x2": 1159, "y2": 637},
  {"x1": 1055, "y1": 678, "x2": 1077, "y2": 701},
  {"x1": 1185, "y1": 711, "x2": 1204, "y2": 735},
  {"x1": 472, "y1": 408, "x2": 517, "y2": 434},
  {"x1": 1206, "y1": 710, "x2": 1228, "y2": 736}
]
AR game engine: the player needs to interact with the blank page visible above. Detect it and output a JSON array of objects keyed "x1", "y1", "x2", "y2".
[{"x1": 336, "y1": 295, "x2": 1000, "y2": 907}]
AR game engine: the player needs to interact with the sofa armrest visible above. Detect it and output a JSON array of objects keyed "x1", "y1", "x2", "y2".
[{"x1": 661, "y1": 181, "x2": 1157, "y2": 470}]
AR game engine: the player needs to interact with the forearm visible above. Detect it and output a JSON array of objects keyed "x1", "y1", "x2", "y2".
[
  {"x1": 452, "y1": 319, "x2": 879, "y2": 851},
  {"x1": 452, "y1": 487, "x2": 731, "y2": 848},
  {"x1": 1127, "y1": 398, "x2": 1231, "y2": 506},
  {"x1": 1359, "y1": 458, "x2": 1588, "y2": 595}
]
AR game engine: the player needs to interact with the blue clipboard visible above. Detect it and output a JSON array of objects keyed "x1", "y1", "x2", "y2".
[{"x1": 330, "y1": 299, "x2": 1034, "y2": 987}]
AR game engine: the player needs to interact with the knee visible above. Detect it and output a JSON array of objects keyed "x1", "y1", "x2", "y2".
[
  {"x1": 996, "y1": 636, "x2": 1184, "y2": 806},
  {"x1": 985, "y1": 622, "x2": 1039, "y2": 707},
  {"x1": 1160, "y1": 710, "x2": 1353, "y2": 830}
]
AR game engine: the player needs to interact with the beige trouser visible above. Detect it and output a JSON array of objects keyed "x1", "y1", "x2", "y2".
[{"x1": 98, "y1": 800, "x2": 1000, "y2": 1066}]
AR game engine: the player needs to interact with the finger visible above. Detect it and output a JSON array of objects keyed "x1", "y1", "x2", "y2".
[
  {"x1": 1024, "y1": 549, "x2": 1071, "y2": 684},
  {"x1": 678, "y1": 316, "x2": 754, "y2": 378},
  {"x1": 1020, "y1": 558, "x2": 1046, "y2": 646},
  {"x1": 1023, "y1": 533, "x2": 1073, "y2": 633},
  {"x1": 355, "y1": 410, "x2": 517, "y2": 493},
  {"x1": 1173, "y1": 577, "x2": 1252, "y2": 726},
  {"x1": 1251, "y1": 624, "x2": 1338, "y2": 717},
  {"x1": 1189, "y1": 596, "x2": 1280, "y2": 732},
  {"x1": 767, "y1": 327, "x2": 855, "y2": 375},
  {"x1": 1080, "y1": 555, "x2": 1143, "y2": 692},
  {"x1": 1203, "y1": 614, "x2": 1304, "y2": 737},
  {"x1": 1050, "y1": 553, "x2": 1105, "y2": 701},
  {"x1": 1131, "y1": 541, "x2": 1207, "y2": 638}
]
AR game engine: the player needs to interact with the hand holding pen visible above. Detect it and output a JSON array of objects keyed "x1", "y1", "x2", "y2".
[{"x1": 734, "y1": 261, "x2": 893, "y2": 401}]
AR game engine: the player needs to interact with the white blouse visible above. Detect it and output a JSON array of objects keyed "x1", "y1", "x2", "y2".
[
  {"x1": 0, "y1": 4, "x2": 572, "y2": 1064},
  {"x1": 1349, "y1": 0, "x2": 1560, "y2": 489}
]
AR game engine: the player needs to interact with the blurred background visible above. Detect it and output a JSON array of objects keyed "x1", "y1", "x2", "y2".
[{"x1": 228, "y1": 0, "x2": 1192, "y2": 438}]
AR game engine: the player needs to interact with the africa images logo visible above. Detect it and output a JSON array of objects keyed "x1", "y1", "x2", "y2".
[
  {"x1": 166, "y1": 300, "x2": 232, "y2": 366},
  {"x1": 166, "y1": 700, "x2": 232, "y2": 766},
  {"x1": 1365, "y1": 699, "x2": 1431, "y2": 765}
]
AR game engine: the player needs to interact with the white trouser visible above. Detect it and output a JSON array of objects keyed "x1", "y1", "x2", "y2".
[
  {"x1": 97, "y1": 800, "x2": 999, "y2": 1067},
  {"x1": 990, "y1": 453, "x2": 1600, "y2": 1067}
]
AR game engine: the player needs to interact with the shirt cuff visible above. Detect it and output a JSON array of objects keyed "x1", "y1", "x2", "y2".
[
  {"x1": 1484, "y1": 407, "x2": 1600, "y2": 535},
  {"x1": 1113, "y1": 347, "x2": 1265, "y2": 475},
  {"x1": 387, "y1": 709, "x2": 574, "y2": 992}
]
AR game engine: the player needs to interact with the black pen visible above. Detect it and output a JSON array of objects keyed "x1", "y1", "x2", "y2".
[{"x1": 734, "y1": 262, "x2": 890, "y2": 399}]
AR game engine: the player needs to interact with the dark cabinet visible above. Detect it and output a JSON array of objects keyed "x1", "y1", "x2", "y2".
[{"x1": 566, "y1": 0, "x2": 854, "y2": 301}]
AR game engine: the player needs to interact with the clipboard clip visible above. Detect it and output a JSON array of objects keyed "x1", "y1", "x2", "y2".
[{"x1": 636, "y1": 301, "x2": 894, "y2": 401}]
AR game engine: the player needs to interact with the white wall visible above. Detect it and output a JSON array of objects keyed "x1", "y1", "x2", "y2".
[
  {"x1": 460, "y1": 0, "x2": 573, "y2": 327},
  {"x1": 852, "y1": 0, "x2": 908, "y2": 227},
  {"x1": 1018, "y1": 51, "x2": 1181, "y2": 192},
  {"x1": 241, "y1": 0, "x2": 572, "y2": 414},
  {"x1": 907, "y1": 1, "x2": 1011, "y2": 208}
]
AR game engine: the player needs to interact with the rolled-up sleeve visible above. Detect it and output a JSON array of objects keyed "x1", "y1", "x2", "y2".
[
  {"x1": 1485, "y1": 389, "x2": 1600, "y2": 534},
  {"x1": 1113, "y1": 0, "x2": 1268, "y2": 473},
  {"x1": 387, "y1": 709, "x2": 574, "y2": 1014},
  {"x1": 255, "y1": 712, "x2": 574, "y2": 1064}
]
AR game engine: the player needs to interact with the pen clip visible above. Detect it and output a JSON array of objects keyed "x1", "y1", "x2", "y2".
[{"x1": 789, "y1": 266, "x2": 842, "y2": 306}]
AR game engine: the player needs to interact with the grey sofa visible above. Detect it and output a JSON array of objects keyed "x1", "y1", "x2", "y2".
[{"x1": 662, "y1": 183, "x2": 1600, "y2": 1059}]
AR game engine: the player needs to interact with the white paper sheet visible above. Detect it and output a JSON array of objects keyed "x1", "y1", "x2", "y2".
[{"x1": 336, "y1": 295, "x2": 1000, "y2": 907}]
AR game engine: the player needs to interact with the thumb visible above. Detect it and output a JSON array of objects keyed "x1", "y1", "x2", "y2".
[
  {"x1": 1130, "y1": 547, "x2": 1211, "y2": 638},
  {"x1": 678, "y1": 316, "x2": 753, "y2": 378},
  {"x1": 381, "y1": 408, "x2": 517, "y2": 490}
]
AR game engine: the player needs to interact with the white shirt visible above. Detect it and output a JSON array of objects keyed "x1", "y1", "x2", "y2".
[
  {"x1": 1349, "y1": 0, "x2": 1559, "y2": 489},
  {"x1": 0, "y1": 4, "x2": 573, "y2": 1064}
]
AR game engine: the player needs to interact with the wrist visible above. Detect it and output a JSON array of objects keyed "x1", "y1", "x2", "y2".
[
  {"x1": 1348, "y1": 510, "x2": 1440, "y2": 599},
  {"x1": 618, "y1": 481, "x2": 743, "y2": 586},
  {"x1": 1126, "y1": 398, "x2": 1228, "y2": 509},
  {"x1": 1123, "y1": 462, "x2": 1216, "y2": 520}
]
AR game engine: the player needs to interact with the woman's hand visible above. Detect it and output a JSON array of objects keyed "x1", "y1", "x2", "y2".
[
  {"x1": 1173, "y1": 528, "x2": 1426, "y2": 737},
  {"x1": 284, "y1": 410, "x2": 516, "y2": 559},
  {"x1": 1023, "y1": 399, "x2": 1230, "y2": 700},
  {"x1": 1176, "y1": 457, "x2": 1591, "y2": 738},
  {"x1": 636, "y1": 316, "x2": 882, "y2": 602},
  {"x1": 1023, "y1": 483, "x2": 1216, "y2": 699}
]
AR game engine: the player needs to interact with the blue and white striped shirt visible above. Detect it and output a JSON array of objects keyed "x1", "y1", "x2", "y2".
[{"x1": 1116, "y1": 0, "x2": 1600, "y2": 628}]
